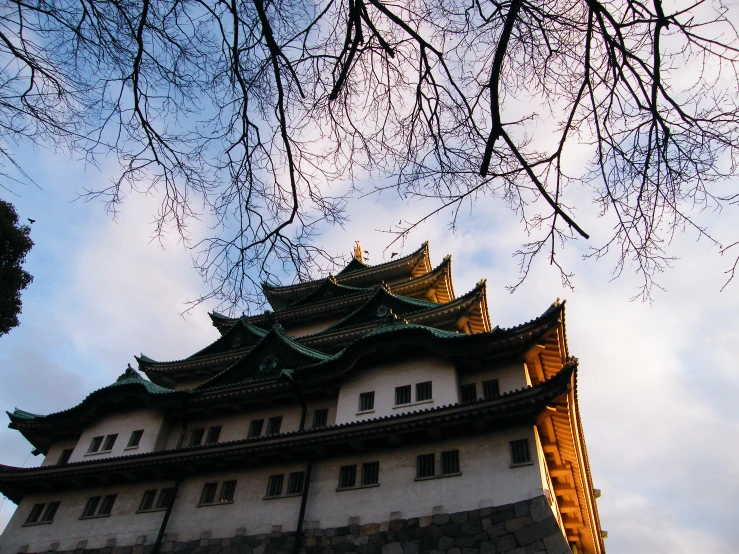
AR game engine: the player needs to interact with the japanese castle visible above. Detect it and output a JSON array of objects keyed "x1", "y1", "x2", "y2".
[{"x1": 0, "y1": 242, "x2": 605, "y2": 554}]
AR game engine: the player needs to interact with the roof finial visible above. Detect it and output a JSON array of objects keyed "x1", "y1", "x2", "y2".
[{"x1": 354, "y1": 240, "x2": 364, "y2": 262}]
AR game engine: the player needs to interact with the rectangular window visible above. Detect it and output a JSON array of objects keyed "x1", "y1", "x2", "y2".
[
  {"x1": 358, "y1": 392, "x2": 375, "y2": 411},
  {"x1": 205, "y1": 425, "x2": 222, "y2": 445},
  {"x1": 416, "y1": 454, "x2": 435, "y2": 478},
  {"x1": 416, "y1": 381, "x2": 432, "y2": 401},
  {"x1": 312, "y1": 409, "x2": 328, "y2": 429},
  {"x1": 361, "y1": 462, "x2": 379, "y2": 486},
  {"x1": 139, "y1": 490, "x2": 157, "y2": 512},
  {"x1": 88, "y1": 436, "x2": 103, "y2": 453},
  {"x1": 58, "y1": 449, "x2": 73, "y2": 465},
  {"x1": 441, "y1": 450, "x2": 460, "y2": 474},
  {"x1": 200, "y1": 483, "x2": 218, "y2": 505},
  {"x1": 156, "y1": 488, "x2": 174, "y2": 509},
  {"x1": 266, "y1": 475, "x2": 284, "y2": 498},
  {"x1": 266, "y1": 416, "x2": 282, "y2": 436},
  {"x1": 286, "y1": 472, "x2": 306, "y2": 495},
  {"x1": 460, "y1": 383, "x2": 477, "y2": 403},
  {"x1": 102, "y1": 434, "x2": 118, "y2": 451},
  {"x1": 510, "y1": 439, "x2": 531, "y2": 465},
  {"x1": 395, "y1": 385, "x2": 412, "y2": 405},
  {"x1": 338, "y1": 465, "x2": 357, "y2": 489},
  {"x1": 40, "y1": 502, "x2": 60, "y2": 523},
  {"x1": 219, "y1": 481, "x2": 237, "y2": 503},
  {"x1": 25, "y1": 504, "x2": 44, "y2": 525},
  {"x1": 483, "y1": 379, "x2": 500, "y2": 399},
  {"x1": 248, "y1": 419, "x2": 264, "y2": 438},
  {"x1": 98, "y1": 495, "x2": 116, "y2": 516},
  {"x1": 189, "y1": 428, "x2": 205, "y2": 447},
  {"x1": 127, "y1": 430, "x2": 144, "y2": 448},
  {"x1": 81, "y1": 497, "x2": 100, "y2": 518}
]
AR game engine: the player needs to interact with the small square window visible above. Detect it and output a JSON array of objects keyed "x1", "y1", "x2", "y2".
[
  {"x1": 189, "y1": 428, "x2": 205, "y2": 447},
  {"x1": 460, "y1": 383, "x2": 477, "y2": 403},
  {"x1": 139, "y1": 490, "x2": 156, "y2": 512},
  {"x1": 205, "y1": 425, "x2": 222, "y2": 445},
  {"x1": 358, "y1": 392, "x2": 375, "y2": 412},
  {"x1": 248, "y1": 419, "x2": 264, "y2": 438},
  {"x1": 510, "y1": 439, "x2": 531, "y2": 465},
  {"x1": 338, "y1": 465, "x2": 357, "y2": 488},
  {"x1": 286, "y1": 472, "x2": 305, "y2": 495},
  {"x1": 200, "y1": 483, "x2": 218, "y2": 505},
  {"x1": 441, "y1": 450, "x2": 459, "y2": 474},
  {"x1": 220, "y1": 481, "x2": 237, "y2": 503},
  {"x1": 416, "y1": 381, "x2": 432, "y2": 402},
  {"x1": 395, "y1": 385, "x2": 411, "y2": 405},
  {"x1": 40, "y1": 502, "x2": 60, "y2": 523},
  {"x1": 362, "y1": 462, "x2": 379, "y2": 486},
  {"x1": 127, "y1": 430, "x2": 144, "y2": 448},
  {"x1": 157, "y1": 488, "x2": 174, "y2": 509},
  {"x1": 98, "y1": 495, "x2": 116, "y2": 516},
  {"x1": 312, "y1": 409, "x2": 328, "y2": 429},
  {"x1": 266, "y1": 475, "x2": 284, "y2": 498},
  {"x1": 58, "y1": 449, "x2": 73, "y2": 465},
  {"x1": 88, "y1": 436, "x2": 103, "y2": 453},
  {"x1": 102, "y1": 434, "x2": 118, "y2": 451},
  {"x1": 483, "y1": 379, "x2": 500, "y2": 399},
  {"x1": 81, "y1": 497, "x2": 100, "y2": 518},
  {"x1": 416, "y1": 454, "x2": 435, "y2": 478},
  {"x1": 266, "y1": 416, "x2": 282, "y2": 436},
  {"x1": 25, "y1": 504, "x2": 44, "y2": 525}
]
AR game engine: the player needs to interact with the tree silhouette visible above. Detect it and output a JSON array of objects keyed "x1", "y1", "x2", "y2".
[{"x1": 0, "y1": 200, "x2": 33, "y2": 336}]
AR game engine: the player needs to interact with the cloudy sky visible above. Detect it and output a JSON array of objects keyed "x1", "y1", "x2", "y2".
[{"x1": 1, "y1": 138, "x2": 738, "y2": 554}]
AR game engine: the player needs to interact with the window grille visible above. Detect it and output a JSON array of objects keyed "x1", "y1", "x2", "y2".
[
  {"x1": 189, "y1": 428, "x2": 205, "y2": 447},
  {"x1": 286, "y1": 472, "x2": 306, "y2": 495},
  {"x1": 205, "y1": 425, "x2": 222, "y2": 444},
  {"x1": 361, "y1": 462, "x2": 379, "y2": 485},
  {"x1": 25, "y1": 504, "x2": 44, "y2": 524},
  {"x1": 460, "y1": 383, "x2": 477, "y2": 403},
  {"x1": 266, "y1": 416, "x2": 282, "y2": 435},
  {"x1": 127, "y1": 430, "x2": 144, "y2": 448},
  {"x1": 88, "y1": 436, "x2": 103, "y2": 453},
  {"x1": 200, "y1": 483, "x2": 218, "y2": 504},
  {"x1": 395, "y1": 385, "x2": 411, "y2": 405},
  {"x1": 416, "y1": 381, "x2": 432, "y2": 402},
  {"x1": 102, "y1": 434, "x2": 118, "y2": 451},
  {"x1": 510, "y1": 439, "x2": 531, "y2": 465},
  {"x1": 312, "y1": 409, "x2": 328, "y2": 429},
  {"x1": 98, "y1": 495, "x2": 116, "y2": 516},
  {"x1": 139, "y1": 490, "x2": 156, "y2": 512},
  {"x1": 58, "y1": 449, "x2": 73, "y2": 465},
  {"x1": 248, "y1": 419, "x2": 264, "y2": 438},
  {"x1": 157, "y1": 488, "x2": 174, "y2": 509},
  {"x1": 81, "y1": 497, "x2": 100, "y2": 518},
  {"x1": 220, "y1": 481, "x2": 237, "y2": 502},
  {"x1": 266, "y1": 475, "x2": 284, "y2": 498},
  {"x1": 40, "y1": 502, "x2": 60, "y2": 523},
  {"x1": 416, "y1": 454, "x2": 435, "y2": 478},
  {"x1": 338, "y1": 465, "x2": 357, "y2": 488},
  {"x1": 483, "y1": 379, "x2": 500, "y2": 399},
  {"x1": 358, "y1": 392, "x2": 375, "y2": 411},
  {"x1": 441, "y1": 450, "x2": 460, "y2": 474}
]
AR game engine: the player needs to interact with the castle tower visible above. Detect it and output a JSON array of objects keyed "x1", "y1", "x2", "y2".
[{"x1": 0, "y1": 243, "x2": 604, "y2": 554}]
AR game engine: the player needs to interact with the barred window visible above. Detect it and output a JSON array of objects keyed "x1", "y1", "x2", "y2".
[
  {"x1": 441, "y1": 450, "x2": 460, "y2": 474},
  {"x1": 338, "y1": 465, "x2": 357, "y2": 488},
  {"x1": 510, "y1": 439, "x2": 531, "y2": 465},
  {"x1": 361, "y1": 462, "x2": 379, "y2": 486},
  {"x1": 87, "y1": 436, "x2": 103, "y2": 453},
  {"x1": 200, "y1": 483, "x2": 218, "y2": 505},
  {"x1": 358, "y1": 392, "x2": 375, "y2": 411},
  {"x1": 266, "y1": 475, "x2": 284, "y2": 498},
  {"x1": 156, "y1": 488, "x2": 174, "y2": 509},
  {"x1": 220, "y1": 481, "x2": 237, "y2": 503},
  {"x1": 81, "y1": 496, "x2": 100, "y2": 518},
  {"x1": 205, "y1": 425, "x2": 222, "y2": 445},
  {"x1": 127, "y1": 430, "x2": 144, "y2": 448},
  {"x1": 102, "y1": 434, "x2": 118, "y2": 451},
  {"x1": 312, "y1": 409, "x2": 328, "y2": 429},
  {"x1": 98, "y1": 495, "x2": 116, "y2": 516},
  {"x1": 58, "y1": 449, "x2": 73, "y2": 465},
  {"x1": 483, "y1": 379, "x2": 500, "y2": 399},
  {"x1": 40, "y1": 502, "x2": 60, "y2": 523},
  {"x1": 416, "y1": 381, "x2": 432, "y2": 402},
  {"x1": 248, "y1": 419, "x2": 264, "y2": 438},
  {"x1": 287, "y1": 472, "x2": 306, "y2": 495},
  {"x1": 267, "y1": 416, "x2": 283, "y2": 435},
  {"x1": 25, "y1": 504, "x2": 44, "y2": 525},
  {"x1": 460, "y1": 383, "x2": 477, "y2": 403},
  {"x1": 395, "y1": 385, "x2": 412, "y2": 405},
  {"x1": 139, "y1": 490, "x2": 156, "y2": 512},
  {"x1": 416, "y1": 454, "x2": 435, "y2": 478},
  {"x1": 189, "y1": 428, "x2": 205, "y2": 447}
]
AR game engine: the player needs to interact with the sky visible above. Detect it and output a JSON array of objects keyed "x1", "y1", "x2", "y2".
[{"x1": 1, "y1": 141, "x2": 739, "y2": 554}]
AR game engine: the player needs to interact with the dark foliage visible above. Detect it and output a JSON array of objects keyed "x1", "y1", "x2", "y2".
[{"x1": 0, "y1": 200, "x2": 33, "y2": 336}]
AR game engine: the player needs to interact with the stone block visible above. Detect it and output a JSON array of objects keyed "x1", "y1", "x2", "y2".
[
  {"x1": 504, "y1": 517, "x2": 532, "y2": 534},
  {"x1": 439, "y1": 537, "x2": 455, "y2": 550},
  {"x1": 330, "y1": 537, "x2": 345, "y2": 546},
  {"x1": 513, "y1": 502, "x2": 529, "y2": 519},
  {"x1": 430, "y1": 527, "x2": 443, "y2": 539},
  {"x1": 513, "y1": 520, "x2": 560, "y2": 547},
  {"x1": 527, "y1": 498, "x2": 551, "y2": 525},
  {"x1": 419, "y1": 538, "x2": 437, "y2": 551},
  {"x1": 419, "y1": 517, "x2": 434, "y2": 528},
  {"x1": 460, "y1": 522, "x2": 482, "y2": 536},
  {"x1": 479, "y1": 542, "x2": 495, "y2": 554},
  {"x1": 440, "y1": 524, "x2": 460, "y2": 538},
  {"x1": 318, "y1": 538, "x2": 331, "y2": 548},
  {"x1": 380, "y1": 543, "x2": 403, "y2": 554},
  {"x1": 541, "y1": 533, "x2": 570, "y2": 554},
  {"x1": 406, "y1": 519, "x2": 419, "y2": 528},
  {"x1": 523, "y1": 540, "x2": 544, "y2": 553},
  {"x1": 379, "y1": 524, "x2": 390, "y2": 533},
  {"x1": 478, "y1": 509, "x2": 494, "y2": 519},
  {"x1": 453, "y1": 537, "x2": 474, "y2": 549},
  {"x1": 432, "y1": 515, "x2": 450, "y2": 526},
  {"x1": 402, "y1": 542, "x2": 418, "y2": 554},
  {"x1": 467, "y1": 511, "x2": 480, "y2": 522},
  {"x1": 492, "y1": 509, "x2": 515, "y2": 525},
  {"x1": 362, "y1": 525, "x2": 380, "y2": 537},
  {"x1": 450, "y1": 513, "x2": 468, "y2": 524},
  {"x1": 447, "y1": 548, "x2": 461, "y2": 554},
  {"x1": 305, "y1": 540, "x2": 317, "y2": 548},
  {"x1": 337, "y1": 528, "x2": 349, "y2": 537},
  {"x1": 349, "y1": 525, "x2": 361, "y2": 536},
  {"x1": 321, "y1": 547, "x2": 334, "y2": 554},
  {"x1": 389, "y1": 521, "x2": 406, "y2": 533},
  {"x1": 354, "y1": 537, "x2": 368, "y2": 546},
  {"x1": 325, "y1": 530, "x2": 338, "y2": 539},
  {"x1": 495, "y1": 536, "x2": 516, "y2": 554},
  {"x1": 461, "y1": 549, "x2": 478, "y2": 554}
]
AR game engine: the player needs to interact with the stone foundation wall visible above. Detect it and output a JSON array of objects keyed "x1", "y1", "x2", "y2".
[{"x1": 17, "y1": 497, "x2": 571, "y2": 554}]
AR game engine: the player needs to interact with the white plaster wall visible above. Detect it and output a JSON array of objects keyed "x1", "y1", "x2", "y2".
[
  {"x1": 69, "y1": 409, "x2": 166, "y2": 463},
  {"x1": 335, "y1": 356, "x2": 459, "y2": 424},
  {"x1": 457, "y1": 362, "x2": 531, "y2": 399},
  {"x1": 42, "y1": 439, "x2": 79, "y2": 467},
  {"x1": 284, "y1": 319, "x2": 341, "y2": 338}
]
